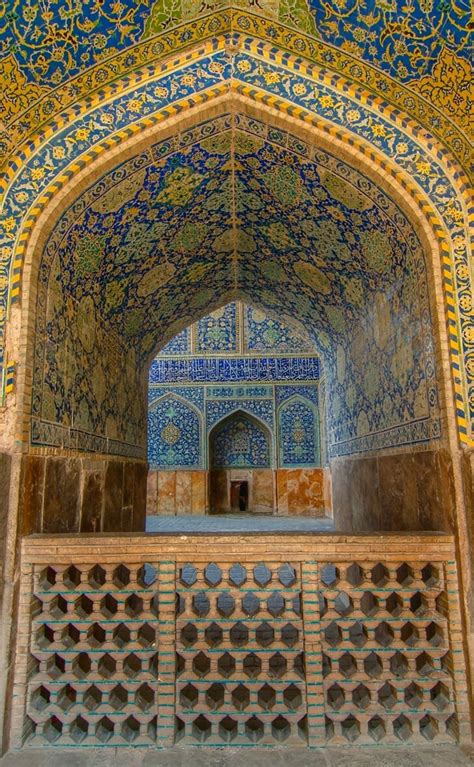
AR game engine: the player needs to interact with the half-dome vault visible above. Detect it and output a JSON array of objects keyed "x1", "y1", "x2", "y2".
[{"x1": 31, "y1": 108, "x2": 440, "y2": 461}]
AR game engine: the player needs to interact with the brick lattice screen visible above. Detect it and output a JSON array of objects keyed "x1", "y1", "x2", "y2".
[{"x1": 9, "y1": 534, "x2": 470, "y2": 748}]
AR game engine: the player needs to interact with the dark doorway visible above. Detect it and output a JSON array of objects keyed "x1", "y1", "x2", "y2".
[{"x1": 231, "y1": 481, "x2": 249, "y2": 512}]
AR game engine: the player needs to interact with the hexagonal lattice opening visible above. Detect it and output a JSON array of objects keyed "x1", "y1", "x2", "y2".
[
  {"x1": 346, "y1": 563, "x2": 364, "y2": 586},
  {"x1": 181, "y1": 622, "x2": 198, "y2": 648},
  {"x1": 390, "y1": 651, "x2": 409, "y2": 677},
  {"x1": 232, "y1": 684, "x2": 250, "y2": 711},
  {"x1": 400, "y1": 622, "x2": 419, "y2": 646},
  {"x1": 149, "y1": 652, "x2": 158, "y2": 678},
  {"x1": 123, "y1": 653, "x2": 142, "y2": 677},
  {"x1": 371, "y1": 563, "x2": 390, "y2": 587},
  {"x1": 204, "y1": 562, "x2": 222, "y2": 586},
  {"x1": 61, "y1": 623, "x2": 81, "y2": 648},
  {"x1": 180, "y1": 563, "x2": 197, "y2": 586},
  {"x1": 435, "y1": 591, "x2": 448, "y2": 617},
  {"x1": 113, "y1": 564, "x2": 131, "y2": 589},
  {"x1": 96, "y1": 716, "x2": 114, "y2": 743},
  {"x1": 325, "y1": 715, "x2": 335, "y2": 740},
  {"x1": 253, "y1": 563, "x2": 272, "y2": 587},
  {"x1": 243, "y1": 653, "x2": 262, "y2": 678},
  {"x1": 327, "y1": 683, "x2": 345, "y2": 711},
  {"x1": 83, "y1": 684, "x2": 102, "y2": 710},
  {"x1": 364, "y1": 652, "x2": 383, "y2": 678},
  {"x1": 416, "y1": 652, "x2": 435, "y2": 676},
  {"x1": 374, "y1": 621, "x2": 394, "y2": 647},
  {"x1": 256, "y1": 622, "x2": 274, "y2": 647},
  {"x1": 88, "y1": 564, "x2": 107, "y2": 588},
  {"x1": 278, "y1": 563, "x2": 297, "y2": 587},
  {"x1": 421, "y1": 563, "x2": 439, "y2": 587},
  {"x1": 100, "y1": 594, "x2": 118, "y2": 619},
  {"x1": 360, "y1": 592, "x2": 379, "y2": 616},
  {"x1": 175, "y1": 716, "x2": 185, "y2": 742},
  {"x1": 420, "y1": 714, "x2": 439, "y2": 741},
  {"x1": 322, "y1": 653, "x2": 331, "y2": 678},
  {"x1": 272, "y1": 715, "x2": 290, "y2": 742},
  {"x1": 257, "y1": 683, "x2": 276, "y2": 711},
  {"x1": 341, "y1": 714, "x2": 360, "y2": 742},
  {"x1": 57, "y1": 684, "x2": 77, "y2": 711},
  {"x1": 230, "y1": 621, "x2": 249, "y2": 647},
  {"x1": 206, "y1": 683, "x2": 225, "y2": 710},
  {"x1": 44, "y1": 716, "x2": 63, "y2": 743},
  {"x1": 393, "y1": 714, "x2": 412, "y2": 741},
  {"x1": 70, "y1": 715, "x2": 88, "y2": 743},
  {"x1": 324, "y1": 621, "x2": 342, "y2": 647},
  {"x1": 269, "y1": 652, "x2": 287, "y2": 678},
  {"x1": 267, "y1": 592, "x2": 285, "y2": 617},
  {"x1": 63, "y1": 565, "x2": 82, "y2": 589},
  {"x1": 348, "y1": 622, "x2": 368, "y2": 648},
  {"x1": 192, "y1": 592, "x2": 210, "y2": 617},
  {"x1": 219, "y1": 716, "x2": 238, "y2": 742},
  {"x1": 284, "y1": 684, "x2": 302, "y2": 710},
  {"x1": 217, "y1": 652, "x2": 236, "y2": 678},
  {"x1": 216, "y1": 592, "x2": 235, "y2": 617},
  {"x1": 98, "y1": 654, "x2": 116, "y2": 679},
  {"x1": 205, "y1": 622, "x2": 223, "y2": 647},
  {"x1": 177, "y1": 594, "x2": 186, "y2": 617},
  {"x1": 410, "y1": 591, "x2": 428, "y2": 615},
  {"x1": 46, "y1": 653, "x2": 66, "y2": 679},
  {"x1": 405, "y1": 682, "x2": 423, "y2": 708},
  {"x1": 137, "y1": 563, "x2": 157, "y2": 588},
  {"x1": 192, "y1": 714, "x2": 211, "y2": 742},
  {"x1": 426, "y1": 622, "x2": 444, "y2": 647},
  {"x1": 281, "y1": 622, "x2": 299, "y2": 647},
  {"x1": 378, "y1": 682, "x2": 397, "y2": 709},
  {"x1": 352, "y1": 684, "x2": 370, "y2": 710},
  {"x1": 368, "y1": 715, "x2": 385, "y2": 742},
  {"x1": 71, "y1": 652, "x2": 90, "y2": 679},
  {"x1": 31, "y1": 685, "x2": 51, "y2": 711},
  {"x1": 396, "y1": 563, "x2": 414, "y2": 586},
  {"x1": 138, "y1": 622, "x2": 156, "y2": 648},
  {"x1": 386, "y1": 592, "x2": 403, "y2": 617},
  {"x1": 334, "y1": 592, "x2": 353, "y2": 617},
  {"x1": 87, "y1": 622, "x2": 106, "y2": 647},
  {"x1": 122, "y1": 715, "x2": 140, "y2": 743},
  {"x1": 176, "y1": 653, "x2": 185, "y2": 676},
  {"x1": 125, "y1": 594, "x2": 143, "y2": 618},
  {"x1": 321, "y1": 564, "x2": 339, "y2": 587},
  {"x1": 36, "y1": 624, "x2": 55, "y2": 649},
  {"x1": 75, "y1": 594, "x2": 94, "y2": 619},
  {"x1": 193, "y1": 651, "x2": 211, "y2": 678},
  {"x1": 109, "y1": 684, "x2": 128, "y2": 710},
  {"x1": 294, "y1": 652, "x2": 305, "y2": 679},
  {"x1": 113, "y1": 623, "x2": 131, "y2": 648},
  {"x1": 430, "y1": 681, "x2": 450, "y2": 711},
  {"x1": 242, "y1": 593, "x2": 260, "y2": 616},
  {"x1": 136, "y1": 683, "x2": 154, "y2": 711},
  {"x1": 245, "y1": 715, "x2": 264, "y2": 742},
  {"x1": 39, "y1": 567, "x2": 57, "y2": 590},
  {"x1": 50, "y1": 594, "x2": 69, "y2": 618},
  {"x1": 339, "y1": 652, "x2": 357, "y2": 678},
  {"x1": 229, "y1": 563, "x2": 247, "y2": 586},
  {"x1": 180, "y1": 683, "x2": 199, "y2": 709}
]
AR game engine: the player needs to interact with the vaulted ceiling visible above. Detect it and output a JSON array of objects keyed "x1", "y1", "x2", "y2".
[{"x1": 44, "y1": 112, "x2": 423, "y2": 363}]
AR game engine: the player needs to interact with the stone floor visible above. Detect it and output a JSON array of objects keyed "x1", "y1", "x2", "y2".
[
  {"x1": 0, "y1": 746, "x2": 473, "y2": 767},
  {"x1": 146, "y1": 514, "x2": 335, "y2": 533}
]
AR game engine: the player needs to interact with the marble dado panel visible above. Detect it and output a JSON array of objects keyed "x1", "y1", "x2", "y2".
[
  {"x1": 331, "y1": 448, "x2": 456, "y2": 534},
  {"x1": 18, "y1": 454, "x2": 147, "y2": 535},
  {"x1": 147, "y1": 470, "x2": 207, "y2": 516}
]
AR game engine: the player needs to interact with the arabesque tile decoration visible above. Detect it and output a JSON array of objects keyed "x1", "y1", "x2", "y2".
[
  {"x1": 30, "y1": 109, "x2": 441, "y2": 458},
  {"x1": 0, "y1": 43, "x2": 471, "y2": 447},
  {"x1": 148, "y1": 301, "x2": 321, "y2": 470}
]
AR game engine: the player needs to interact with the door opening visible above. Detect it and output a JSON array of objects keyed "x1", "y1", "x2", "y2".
[{"x1": 231, "y1": 481, "x2": 249, "y2": 512}]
